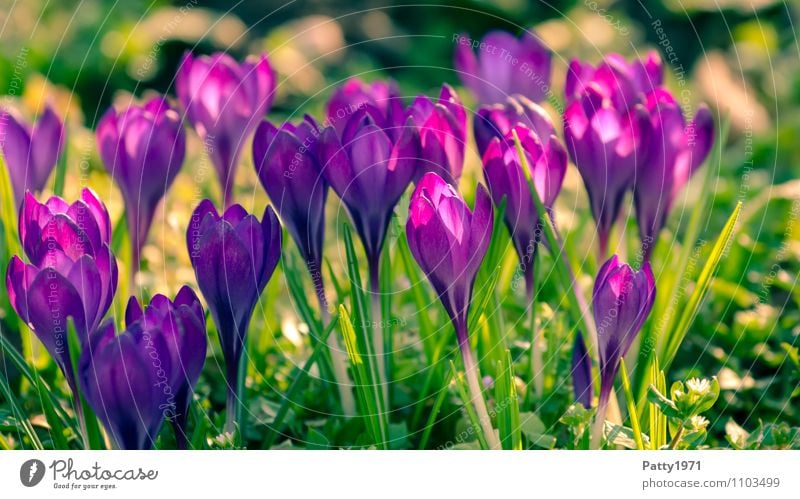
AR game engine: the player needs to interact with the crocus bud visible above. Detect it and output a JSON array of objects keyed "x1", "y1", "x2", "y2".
[
  {"x1": 252, "y1": 116, "x2": 327, "y2": 271},
  {"x1": 123, "y1": 286, "x2": 207, "y2": 448},
  {"x1": 326, "y1": 78, "x2": 404, "y2": 136},
  {"x1": 565, "y1": 51, "x2": 662, "y2": 109},
  {"x1": 186, "y1": 200, "x2": 281, "y2": 421},
  {"x1": 408, "y1": 84, "x2": 467, "y2": 185},
  {"x1": 592, "y1": 255, "x2": 655, "y2": 410},
  {"x1": 634, "y1": 90, "x2": 714, "y2": 258},
  {"x1": 6, "y1": 189, "x2": 117, "y2": 393},
  {"x1": 406, "y1": 172, "x2": 493, "y2": 339},
  {"x1": 481, "y1": 117, "x2": 566, "y2": 293},
  {"x1": 571, "y1": 332, "x2": 593, "y2": 409},
  {"x1": 0, "y1": 105, "x2": 64, "y2": 206},
  {"x1": 454, "y1": 30, "x2": 551, "y2": 105},
  {"x1": 563, "y1": 86, "x2": 652, "y2": 256},
  {"x1": 318, "y1": 99, "x2": 418, "y2": 269},
  {"x1": 97, "y1": 97, "x2": 186, "y2": 274},
  {"x1": 176, "y1": 52, "x2": 275, "y2": 207}
]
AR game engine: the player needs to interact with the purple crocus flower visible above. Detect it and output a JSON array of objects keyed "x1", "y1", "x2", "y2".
[
  {"x1": 326, "y1": 78, "x2": 404, "y2": 136},
  {"x1": 176, "y1": 52, "x2": 275, "y2": 208},
  {"x1": 80, "y1": 286, "x2": 205, "y2": 449},
  {"x1": 634, "y1": 90, "x2": 714, "y2": 258},
  {"x1": 408, "y1": 84, "x2": 467, "y2": 185},
  {"x1": 406, "y1": 172, "x2": 493, "y2": 337},
  {"x1": 186, "y1": 200, "x2": 281, "y2": 431},
  {"x1": 563, "y1": 85, "x2": 652, "y2": 257},
  {"x1": 0, "y1": 105, "x2": 64, "y2": 206},
  {"x1": 317, "y1": 96, "x2": 419, "y2": 281},
  {"x1": 565, "y1": 51, "x2": 662, "y2": 109},
  {"x1": 592, "y1": 255, "x2": 655, "y2": 415},
  {"x1": 79, "y1": 320, "x2": 165, "y2": 449},
  {"x1": 454, "y1": 30, "x2": 551, "y2": 105},
  {"x1": 97, "y1": 97, "x2": 186, "y2": 275},
  {"x1": 122, "y1": 286, "x2": 207, "y2": 448},
  {"x1": 5, "y1": 189, "x2": 117, "y2": 394},
  {"x1": 480, "y1": 110, "x2": 566, "y2": 294},
  {"x1": 406, "y1": 172, "x2": 498, "y2": 448},
  {"x1": 571, "y1": 332, "x2": 593, "y2": 409},
  {"x1": 252, "y1": 116, "x2": 326, "y2": 279}
]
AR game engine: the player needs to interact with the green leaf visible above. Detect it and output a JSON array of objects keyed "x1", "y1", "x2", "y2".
[
  {"x1": 646, "y1": 384, "x2": 681, "y2": 419},
  {"x1": 305, "y1": 427, "x2": 330, "y2": 449},
  {"x1": 518, "y1": 411, "x2": 556, "y2": 449},
  {"x1": 604, "y1": 421, "x2": 651, "y2": 450}
]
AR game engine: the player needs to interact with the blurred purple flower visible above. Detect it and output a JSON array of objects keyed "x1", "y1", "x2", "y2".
[
  {"x1": 252, "y1": 116, "x2": 327, "y2": 277},
  {"x1": 408, "y1": 84, "x2": 467, "y2": 185},
  {"x1": 634, "y1": 90, "x2": 714, "y2": 258},
  {"x1": 176, "y1": 52, "x2": 275, "y2": 208},
  {"x1": 480, "y1": 102, "x2": 567, "y2": 293},
  {"x1": 571, "y1": 331, "x2": 593, "y2": 409},
  {"x1": 186, "y1": 200, "x2": 281, "y2": 430},
  {"x1": 563, "y1": 85, "x2": 652, "y2": 256},
  {"x1": 5, "y1": 189, "x2": 117, "y2": 393},
  {"x1": 122, "y1": 286, "x2": 207, "y2": 448},
  {"x1": 0, "y1": 105, "x2": 64, "y2": 206},
  {"x1": 474, "y1": 95, "x2": 554, "y2": 158},
  {"x1": 592, "y1": 255, "x2": 655, "y2": 412},
  {"x1": 454, "y1": 30, "x2": 551, "y2": 105},
  {"x1": 318, "y1": 94, "x2": 418, "y2": 279},
  {"x1": 97, "y1": 96, "x2": 186, "y2": 274},
  {"x1": 326, "y1": 78, "x2": 404, "y2": 136},
  {"x1": 565, "y1": 51, "x2": 662, "y2": 109}
]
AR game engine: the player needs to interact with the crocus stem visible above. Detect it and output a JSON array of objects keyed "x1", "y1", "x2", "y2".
[
  {"x1": 224, "y1": 346, "x2": 247, "y2": 442},
  {"x1": 368, "y1": 258, "x2": 388, "y2": 406},
  {"x1": 525, "y1": 262, "x2": 543, "y2": 400},
  {"x1": 591, "y1": 397, "x2": 608, "y2": 450},
  {"x1": 457, "y1": 324, "x2": 500, "y2": 450},
  {"x1": 313, "y1": 273, "x2": 356, "y2": 417}
]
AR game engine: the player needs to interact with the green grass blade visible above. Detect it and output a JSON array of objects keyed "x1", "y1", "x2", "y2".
[
  {"x1": 418, "y1": 368, "x2": 453, "y2": 450},
  {"x1": 659, "y1": 201, "x2": 742, "y2": 372},
  {"x1": 495, "y1": 349, "x2": 521, "y2": 450},
  {"x1": 264, "y1": 313, "x2": 338, "y2": 448},
  {"x1": 0, "y1": 372, "x2": 43, "y2": 449},
  {"x1": 51, "y1": 133, "x2": 68, "y2": 197},
  {"x1": 338, "y1": 305, "x2": 389, "y2": 448}
]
